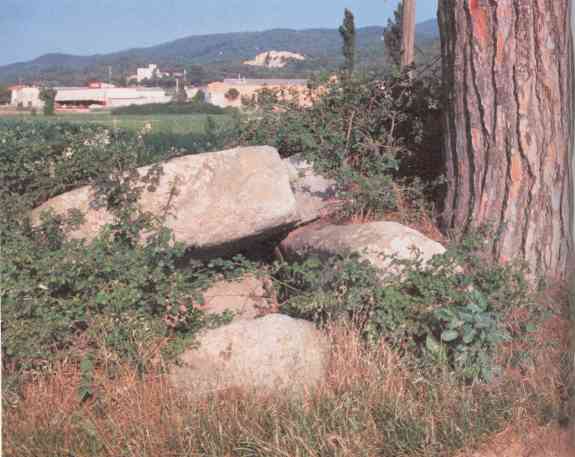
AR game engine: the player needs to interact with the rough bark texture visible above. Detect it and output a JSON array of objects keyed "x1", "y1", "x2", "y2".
[
  {"x1": 571, "y1": 1, "x2": 575, "y2": 446},
  {"x1": 438, "y1": 0, "x2": 574, "y2": 279},
  {"x1": 401, "y1": 0, "x2": 416, "y2": 68},
  {"x1": 570, "y1": 273, "x2": 575, "y2": 445}
]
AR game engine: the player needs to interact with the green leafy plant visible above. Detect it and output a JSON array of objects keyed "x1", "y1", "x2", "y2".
[
  {"x1": 0, "y1": 120, "x2": 256, "y2": 398},
  {"x1": 238, "y1": 68, "x2": 443, "y2": 219},
  {"x1": 273, "y1": 230, "x2": 532, "y2": 382},
  {"x1": 429, "y1": 289, "x2": 511, "y2": 381}
]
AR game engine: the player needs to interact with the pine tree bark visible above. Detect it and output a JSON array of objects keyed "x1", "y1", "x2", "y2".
[{"x1": 438, "y1": 0, "x2": 574, "y2": 280}]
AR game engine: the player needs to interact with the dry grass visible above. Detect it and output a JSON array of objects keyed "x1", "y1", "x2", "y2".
[
  {"x1": 3, "y1": 308, "x2": 573, "y2": 457},
  {"x1": 341, "y1": 181, "x2": 446, "y2": 244},
  {"x1": 456, "y1": 424, "x2": 573, "y2": 457}
]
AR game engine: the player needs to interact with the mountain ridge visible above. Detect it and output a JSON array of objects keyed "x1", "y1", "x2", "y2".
[{"x1": 0, "y1": 19, "x2": 439, "y2": 85}]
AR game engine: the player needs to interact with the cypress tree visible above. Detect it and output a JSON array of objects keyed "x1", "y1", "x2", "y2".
[
  {"x1": 383, "y1": 1, "x2": 403, "y2": 67},
  {"x1": 39, "y1": 87, "x2": 57, "y2": 116},
  {"x1": 339, "y1": 8, "x2": 356, "y2": 76}
]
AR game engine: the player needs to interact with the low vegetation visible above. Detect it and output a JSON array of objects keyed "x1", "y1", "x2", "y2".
[
  {"x1": 238, "y1": 67, "x2": 443, "y2": 221},
  {"x1": 276, "y1": 233, "x2": 532, "y2": 383},
  {"x1": 4, "y1": 314, "x2": 567, "y2": 456},
  {"x1": 0, "y1": 120, "x2": 252, "y2": 391},
  {"x1": 111, "y1": 100, "x2": 237, "y2": 116},
  {"x1": 1, "y1": 62, "x2": 571, "y2": 456}
]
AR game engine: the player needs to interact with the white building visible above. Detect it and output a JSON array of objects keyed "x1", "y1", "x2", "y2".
[
  {"x1": 204, "y1": 78, "x2": 309, "y2": 108},
  {"x1": 137, "y1": 64, "x2": 160, "y2": 82},
  {"x1": 10, "y1": 86, "x2": 43, "y2": 109},
  {"x1": 127, "y1": 64, "x2": 171, "y2": 83},
  {"x1": 10, "y1": 85, "x2": 172, "y2": 111}
]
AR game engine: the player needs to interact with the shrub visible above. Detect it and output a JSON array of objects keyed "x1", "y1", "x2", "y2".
[
  {"x1": 172, "y1": 82, "x2": 188, "y2": 104},
  {"x1": 274, "y1": 230, "x2": 533, "y2": 382},
  {"x1": 2, "y1": 210, "x2": 202, "y2": 367},
  {"x1": 0, "y1": 119, "x2": 255, "y2": 398},
  {"x1": 39, "y1": 87, "x2": 57, "y2": 116},
  {"x1": 238, "y1": 68, "x2": 443, "y2": 219},
  {"x1": 1, "y1": 123, "x2": 194, "y2": 370},
  {"x1": 0, "y1": 118, "x2": 240, "y2": 210},
  {"x1": 191, "y1": 89, "x2": 206, "y2": 103},
  {"x1": 224, "y1": 88, "x2": 240, "y2": 101},
  {"x1": 0, "y1": 121, "x2": 149, "y2": 208}
]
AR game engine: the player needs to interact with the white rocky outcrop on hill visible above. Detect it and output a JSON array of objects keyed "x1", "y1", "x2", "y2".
[{"x1": 243, "y1": 50, "x2": 305, "y2": 68}]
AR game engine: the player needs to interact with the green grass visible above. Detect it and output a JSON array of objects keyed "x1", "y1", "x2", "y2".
[{"x1": 4, "y1": 111, "x2": 232, "y2": 134}]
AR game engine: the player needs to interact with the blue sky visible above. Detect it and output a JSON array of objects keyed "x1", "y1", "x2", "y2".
[{"x1": 0, "y1": 0, "x2": 438, "y2": 66}]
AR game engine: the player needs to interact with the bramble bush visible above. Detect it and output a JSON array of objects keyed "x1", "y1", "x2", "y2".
[
  {"x1": 0, "y1": 118, "x2": 239, "y2": 208},
  {"x1": 0, "y1": 120, "x2": 256, "y2": 399},
  {"x1": 0, "y1": 68, "x2": 536, "y2": 394},
  {"x1": 274, "y1": 229, "x2": 533, "y2": 382},
  {"x1": 237, "y1": 67, "x2": 443, "y2": 219},
  {"x1": 0, "y1": 121, "x2": 145, "y2": 208}
]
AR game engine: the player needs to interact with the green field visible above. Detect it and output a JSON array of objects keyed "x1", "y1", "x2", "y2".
[{"x1": 3, "y1": 111, "x2": 232, "y2": 134}]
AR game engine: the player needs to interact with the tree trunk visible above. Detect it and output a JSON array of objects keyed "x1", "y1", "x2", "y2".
[
  {"x1": 438, "y1": 0, "x2": 574, "y2": 280},
  {"x1": 401, "y1": 0, "x2": 416, "y2": 68},
  {"x1": 570, "y1": 2, "x2": 575, "y2": 446}
]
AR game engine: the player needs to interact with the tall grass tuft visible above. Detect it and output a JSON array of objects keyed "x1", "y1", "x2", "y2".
[{"x1": 3, "y1": 314, "x2": 570, "y2": 457}]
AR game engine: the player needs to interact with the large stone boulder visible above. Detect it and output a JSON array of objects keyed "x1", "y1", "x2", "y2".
[
  {"x1": 32, "y1": 146, "x2": 299, "y2": 257},
  {"x1": 284, "y1": 154, "x2": 340, "y2": 224},
  {"x1": 280, "y1": 221, "x2": 446, "y2": 280},
  {"x1": 169, "y1": 314, "x2": 329, "y2": 396},
  {"x1": 197, "y1": 275, "x2": 277, "y2": 321}
]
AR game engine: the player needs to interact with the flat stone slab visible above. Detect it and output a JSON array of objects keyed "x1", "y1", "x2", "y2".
[{"x1": 32, "y1": 146, "x2": 299, "y2": 257}]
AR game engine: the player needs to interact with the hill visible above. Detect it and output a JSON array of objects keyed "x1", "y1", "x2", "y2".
[{"x1": 0, "y1": 20, "x2": 439, "y2": 85}]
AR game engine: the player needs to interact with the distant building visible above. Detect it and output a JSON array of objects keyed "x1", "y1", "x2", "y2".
[
  {"x1": 9, "y1": 85, "x2": 171, "y2": 111},
  {"x1": 10, "y1": 86, "x2": 42, "y2": 109},
  {"x1": 87, "y1": 80, "x2": 116, "y2": 89},
  {"x1": 205, "y1": 78, "x2": 310, "y2": 108},
  {"x1": 137, "y1": 64, "x2": 160, "y2": 82},
  {"x1": 128, "y1": 64, "x2": 171, "y2": 83}
]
